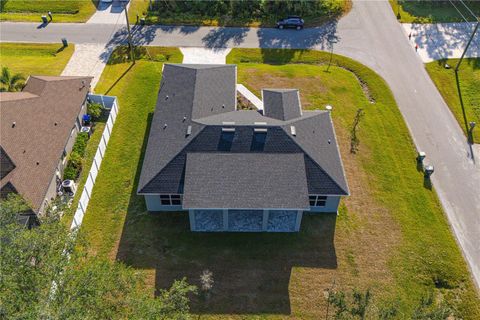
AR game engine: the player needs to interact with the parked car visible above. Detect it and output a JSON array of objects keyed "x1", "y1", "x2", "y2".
[{"x1": 276, "y1": 16, "x2": 304, "y2": 30}]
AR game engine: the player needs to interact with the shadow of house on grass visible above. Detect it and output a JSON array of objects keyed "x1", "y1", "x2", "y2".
[{"x1": 114, "y1": 116, "x2": 338, "y2": 315}]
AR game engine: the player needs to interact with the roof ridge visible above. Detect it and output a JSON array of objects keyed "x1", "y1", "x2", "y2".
[
  {"x1": 138, "y1": 125, "x2": 207, "y2": 193},
  {"x1": 279, "y1": 124, "x2": 349, "y2": 195}
]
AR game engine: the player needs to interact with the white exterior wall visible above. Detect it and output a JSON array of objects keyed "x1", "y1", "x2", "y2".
[
  {"x1": 309, "y1": 196, "x2": 341, "y2": 213},
  {"x1": 144, "y1": 195, "x2": 182, "y2": 212}
]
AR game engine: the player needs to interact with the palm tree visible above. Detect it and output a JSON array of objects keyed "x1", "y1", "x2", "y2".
[{"x1": 0, "y1": 67, "x2": 25, "y2": 92}]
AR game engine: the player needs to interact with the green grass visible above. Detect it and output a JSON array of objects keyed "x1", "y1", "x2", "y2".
[
  {"x1": 79, "y1": 46, "x2": 183, "y2": 254},
  {"x1": 79, "y1": 47, "x2": 479, "y2": 318},
  {"x1": 0, "y1": 0, "x2": 98, "y2": 22},
  {"x1": 0, "y1": 42, "x2": 74, "y2": 76},
  {"x1": 425, "y1": 58, "x2": 480, "y2": 142},
  {"x1": 390, "y1": 0, "x2": 480, "y2": 23}
]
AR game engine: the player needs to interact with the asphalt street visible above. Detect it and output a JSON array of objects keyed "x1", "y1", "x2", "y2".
[{"x1": 1, "y1": 0, "x2": 479, "y2": 289}]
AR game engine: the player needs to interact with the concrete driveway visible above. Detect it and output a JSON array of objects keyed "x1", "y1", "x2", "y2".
[{"x1": 1, "y1": 0, "x2": 479, "y2": 289}]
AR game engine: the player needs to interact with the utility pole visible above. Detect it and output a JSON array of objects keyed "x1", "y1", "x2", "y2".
[
  {"x1": 455, "y1": 21, "x2": 478, "y2": 72},
  {"x1": 124, "y1": 3, "x2": 135, "y2": 64}
]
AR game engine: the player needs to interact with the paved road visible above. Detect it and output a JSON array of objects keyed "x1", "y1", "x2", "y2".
[{"x1": 1, "y1": 0, "x2": 479, "y2": 289}]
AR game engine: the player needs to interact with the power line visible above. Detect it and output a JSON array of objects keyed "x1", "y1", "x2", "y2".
[
  {"x1": 448, "y1": 0, "x2": 471, "y2": 23},
  {"x1": 458, "y1": 0, "x2": 479, "y2": 21}
]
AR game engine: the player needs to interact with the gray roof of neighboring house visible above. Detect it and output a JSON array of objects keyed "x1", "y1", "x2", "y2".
[
  {"x1": 183, "y1": 153, "x2": 310, "y2": 209},
  {"x1": 0, "y1": 76, "x2": 92, "y2": 212},
  {"x1": 138, "y1": 64, "x2": 349, "y2": 205},
  {"x1": 263, "y1": 89, "x2": 302, "y2": 121}
]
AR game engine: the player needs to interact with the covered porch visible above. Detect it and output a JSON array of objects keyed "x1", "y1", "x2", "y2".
[{"x1": 189, "y1": 209, "x2": 303, "y2": 232}]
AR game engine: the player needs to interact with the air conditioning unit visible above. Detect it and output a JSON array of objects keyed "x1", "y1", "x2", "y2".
[{"x1": 62, "y1": 180, "x2": 77, "y2": 196}]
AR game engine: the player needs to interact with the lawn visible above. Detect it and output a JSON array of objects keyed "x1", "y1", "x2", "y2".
[
  {"x1": 128, "y1": 0, "x2": 351, "y2": 27},
  {"x1": 0, "y1": 0, "x2": 98, "y2": 22},
  {"x1": 0, "y1": 42, "x2": 74, "y2": 76},
  {"x1": 79, "y1": 47, "x2": 479, "y2": 318},
  {"x1": 426, "y1": 58, "x2": 480, "y2": 142},
  {"x1": 390, "y1": 0, "x2": 480, "y2": 23}
]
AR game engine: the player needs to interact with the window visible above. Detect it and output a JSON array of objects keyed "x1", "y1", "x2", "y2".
[
  {"x1": 251, "y1": 131, "x2": 267, "y2": 151},
  {"x1": 309, "y1": 195, "x2": 327, "y2": 207},
  {"x1": 218, "y1": 131, "x2": 235, "y2": 151},
  {"x1": 160, "y1": 194, "x2": 182, "y2": 206}
]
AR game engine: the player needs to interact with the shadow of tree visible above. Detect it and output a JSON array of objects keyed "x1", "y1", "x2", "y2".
[
  {"x1": 410, "y1": 22, "x2": 480, "y2": 61},
  {"x1": 202, "y1": 27, "x2": 249, "y2": 49}
]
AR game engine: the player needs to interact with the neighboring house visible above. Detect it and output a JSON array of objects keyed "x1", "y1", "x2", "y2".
[
  {"x1": 0, "y1": 76, "x2": 92, "y2": 222},
  {"x1": 138, "y1": 64, "x2": 349, "y2": 232}
]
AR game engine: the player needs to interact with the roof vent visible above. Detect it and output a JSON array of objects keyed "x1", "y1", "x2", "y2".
[
  {"x1": 165, "y1": 95, "x2": 169, "y2": 100},
  {"x1": 290, "y1": 126, "x2": 296, "y2": 136},
  {"x1": 163, "y1": 123, "x2": 168, "y2": 129},
  {"x1": 12, "y1": 122, "x2": 16, "y2": 128},
  {"x1": 222, "y1": 127, "x2": 235, "y2": 133},
  {"x1": 183, "y1": 116, "x2": 187, "y2": 122},
  {"x1": 186, "y1": 125, "x2": 192, "y2": 136}
]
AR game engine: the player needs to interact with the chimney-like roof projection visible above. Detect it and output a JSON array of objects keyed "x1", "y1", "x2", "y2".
[
  {"x1": 262, "y1": 89, "x2": 302, "y2": 121},
  {"x1": 138, "y1": 64, "x2": 349, "y2": 209}
]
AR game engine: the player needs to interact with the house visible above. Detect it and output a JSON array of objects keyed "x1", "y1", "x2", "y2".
[
  {"x1": 0, "y1": 76, "x2": 92, "y2": 223},
  {"x1": 138, "y1": 64, "x2": 349, "y2": 232}
]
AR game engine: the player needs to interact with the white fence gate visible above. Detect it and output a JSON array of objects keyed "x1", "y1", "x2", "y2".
[{"x1": 70, "y1": 94, "x2": 119, "y2": 231}]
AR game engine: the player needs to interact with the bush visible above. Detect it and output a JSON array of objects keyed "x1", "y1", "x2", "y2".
[
  {"x1": 63, "y1": 165, "x2": 78, "y2": 181},
  {"x1": 87, "y1": 102, "x2": 103, "y2": 119},
  {"x1": 72, "y1": 132, "x2": 89, "y2": 157},
  {"x1": 63, "y1": 151, "x2": 83, "y2": 180}
]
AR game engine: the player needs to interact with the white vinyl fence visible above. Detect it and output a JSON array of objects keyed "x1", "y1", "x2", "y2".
[{"x1": 69, "y1": 94, "x2": 119, "y2": 231}]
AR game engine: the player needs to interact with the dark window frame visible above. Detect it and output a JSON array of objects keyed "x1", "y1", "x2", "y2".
[
  {"x1": 309, "y1": 195, "x2": 327, "y2": 207},
  {"x1": 159, "y1": 194, "x2": 182, "y2": 206}
]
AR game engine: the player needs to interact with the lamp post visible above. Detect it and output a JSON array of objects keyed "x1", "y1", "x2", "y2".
[{"x1": 327, "y1": 35, "x2": 338, "y2": 72}]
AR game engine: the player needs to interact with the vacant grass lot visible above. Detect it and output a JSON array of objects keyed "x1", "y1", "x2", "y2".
[
  {"x1": 390, "y1": 0, "x2": 480, "y2": 23},
  {"x1": 0, "y1": 0, "x2": 98, "y2": 22},
  {"x1": 128, "y1": 0, "x2": 350, "y2": 27},
  {"x1": 426, "y1": 58, "x2": 480, "y2": 143},
  {"x1": 79, "y1": 47, "x2": 479, "y2": 318},
  {"x1": 0, "y1": 42, "x2": 74, "y2": 76}
]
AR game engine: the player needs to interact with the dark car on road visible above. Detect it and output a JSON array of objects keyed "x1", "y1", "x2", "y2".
[{"x1": 276, "y1": 16, "x2": 304, "y2": 30}]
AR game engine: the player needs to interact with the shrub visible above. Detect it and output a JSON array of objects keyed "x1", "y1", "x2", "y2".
[
  {"x1": 63, "y1": 151, "x2": 82, "y2": 180},
  {"x1": 72, "y1": 132, "x2": 89, "y2": 157},
  {"x1": 63, "y1": 165, "x2": 78, "y2": 181},
  {"x1": 87, "y1": 102, "x2": 103, "y2": 119}
]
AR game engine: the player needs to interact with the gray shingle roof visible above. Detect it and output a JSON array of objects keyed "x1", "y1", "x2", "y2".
[
  {"x1": 263, "y1": 89, "x2": 302, "y2": 121},
  {"x1": 137, "y1": 64, "x2": 235, "y2": 192},
  {"x1": 183, "y1": 153, "x2": 309, "y2": 209},
  {"x1": 138, "y1": 64, "x2": 349, "y2": 201}
]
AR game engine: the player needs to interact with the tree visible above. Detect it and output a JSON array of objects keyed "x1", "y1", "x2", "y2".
[
  {"x1": 350, "y1": 108, "x2": 365, "y2": 154},
  {"x1": 0, "y1": 194, "x2": 197, "y2": 319},
  {"x1": 0, "y1": 66, "x2": 25, "y2": 92},
  {"x1": 87, "y1": 102, "x2": 103, "y2": 120}
]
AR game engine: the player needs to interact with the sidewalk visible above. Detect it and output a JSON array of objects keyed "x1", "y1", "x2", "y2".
[
  {"x1": 61, "y1": 43, "x2": 113, "y2": 89},
  {"x1": 180, "y1": 47, "x2": 231, "y2": 64},
  {"x1": 402, "y1": 22, "x2": 480, "y2": 62}
]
